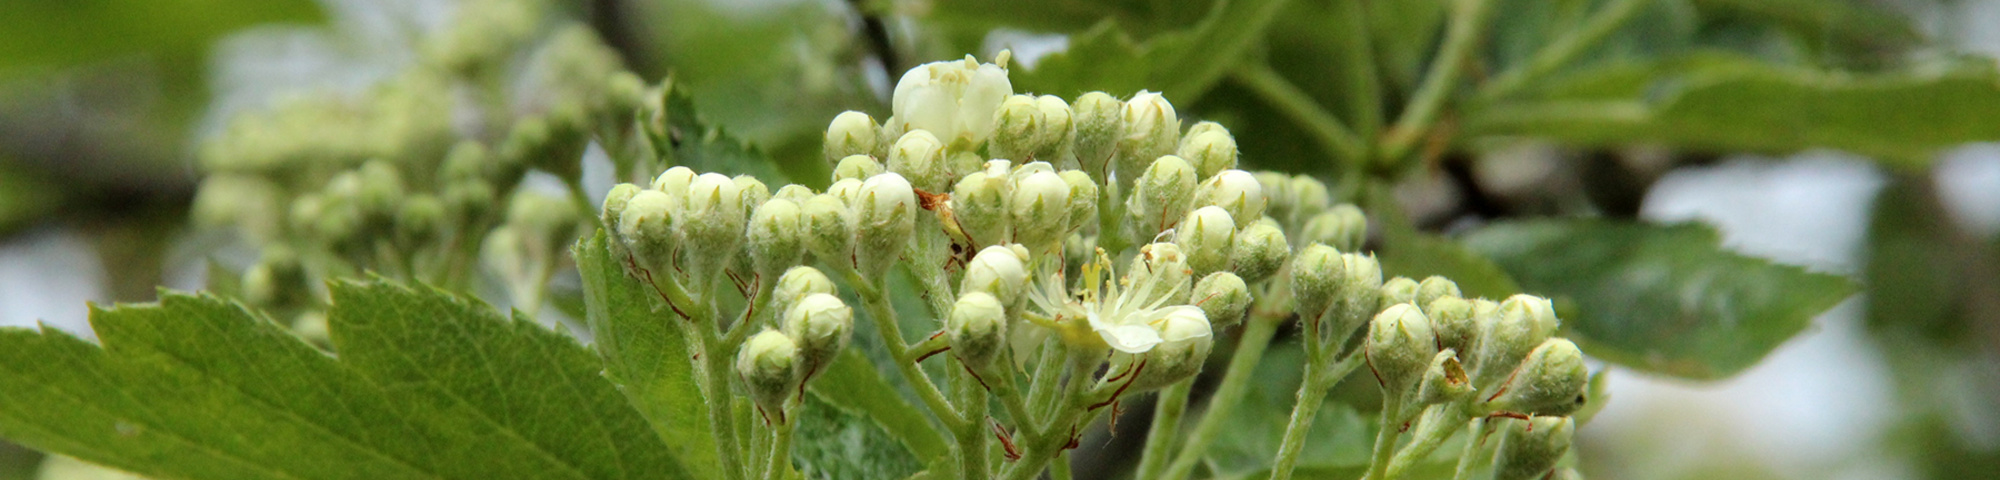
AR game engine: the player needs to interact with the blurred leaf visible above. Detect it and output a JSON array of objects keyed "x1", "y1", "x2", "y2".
[
  {"x1": 577, "y1": 231, "x2": 719, "y2": 477},
  {"x1": 0, "y1": 162, "x2": 61, "y2": 236},
  {"x1": 0, "y1": 0, "x2": 320, "y2": 76},
  {"x1": 653, "y1": 80, "x2": 796, "y2": 184},
  {"x1": 1690, "y1": 0, "x2": 1920, "y2": 61},
  {"x1": 1012, "y1": 0, "x2": 1293, "y2": 101},
  {"x1": 1466, "y1": 56, "x2": 2000, "y2": 167},
  {"x1": 790, "y1": 394, "x2": 925, "y2": 480},
  {"x1": 1461, "y1": 219, "x2": 1856, "y2": 379},
  {"x1": 806, "y1": 349, "x2": 949, "y2": 460},
  {"x1": 1202, "y1": 342, "x2": 1373, "y2": 479},
  {"x1": 0, "y1": 281, "x2": 689, "y2": 480},
  {"x1": 1378, "y1": 231, "x2": 1522, "y2": 300}
]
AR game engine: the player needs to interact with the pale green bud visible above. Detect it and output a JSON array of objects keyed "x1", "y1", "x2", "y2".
[
  {"x1": 1290, "y1": 176, "x2": 1332, "y2": 223},
  {"x1": 1009, "y1": 170, "x2": 1072, "y2": 250},
  {"x1": 1366, "y1": 303, "x2": 1438, "y2": 394},
  {"x1": 1193, "y1": 169, "x2": 1266, "y2": 228},
  {"x1": 1253, "y1": 171, "x2": 1294, "y2": 223},
  {"x1": 1178, "y1": 128, "x2": 1238, "y2": 180},
  {"x1": 396, "y1": 195, "x2": 445, "y2": 248},
  {"x1": 442, "y1": 180, "x2": 496, "y2": 228},
  {"x1": 1379, "y1": 277, "x2": 1422, "y2": 310},
  {"x1": 1071, "y1": 92, "x2": 1124, "y2": 176},
  {"x1": 1192, "y1": 272, "x2": 1252, "y2": 329},
  {"x1": 834, "y1": 154, "x2": 885, "y2": 181},
  {"x1": 783, "y1": 293, "x2": 854, "y2": 376},
  {"x1": 1416, "y1": 276, "x2": 1462, "y2": 309},
  {"x1": 191, "y1": 174, "x2": 279, "y2": 232},
  {"x1": 961, "y1": 245, "x2": 1030, "y2": 305},
  {"x1": 990, "y1": 95, "x2": 1044, "y2": 161},
  {"x1": 824, "y1": 111, "x2": 880, "y2": 163},
  {"x1": 887, "y1": 130, "x2": 950, "y2": 192},
  {"x1": 746, "y1": 198, "x2": 805, "y2": 279},
  {"x1": 1301, "y1": 204, "x2": 1367, "y2": 251},
  {"x1": 1411, "y1": 349, "x2": 1473, "y2": 407},
  {"x1": 826, "y1": 178, "x2": 864, "y2": 205},
  {"x1": 1034, "y1": 95, "x2": 1077, "y2": 168},
  {"x1": 355, "y1": 160, "x2": 404, "y2": 225},
  {"x1": 947, "y1": 291, "x2": 1008, "y2": 369},
  {"x1": 1472, "y1": 295, "x2": 1561, "y2": 389},
  {"x1": 1426, "y1": 297, "x2": 1478, "y2": 355},
  {"x1": 853, "y1": 173, "x2": 917, "y2": 277},
  {"x1": 1548, "y1": 468, "x2": 1584, "y2": 480},
  {"x1": 1487, "y1": 338, "x2": 1588, "y2": 416},
  {"x1": 1337, "y1": 253, "x2": 1385, "y2": 328},
  {"x1": 890, "y1": 53, "x2": 1013, "y2": 147},
  {"x1": 682, "y1": 173, "x2": 748, "y2": 282},
  {"x1": 772, "y1": 184, "x2": 814, "y2": 205},
  {"x1": 1059, "y1": 170, "x2": 1098, "y2": 230},
  {"x1": 1228, "y1": 218, "x2": 1290, "y2": 283},
  {"x1": 1127, "y1": 242, "x2": 1194, "y2": 306},
  {"x1": 801, "y1": 194, "x2": 854, "y2": 266},
  {"x1": 618, "y1": 190, "x2": 679, "y2": 275},
  {"x1": 242, "y1": 246, "x2": 307, "y2": 308},
  {"x1": 949, "y1": 151, "x2": 986, "y2": 181},
  {"x1": 601, "y1": 183, "x2": 643, "y2": 238},
  {"x1": 1126, "y1": 306, "x2": 1213, "y2": 392},
  {"x1": 1181, "y1": 121, "x2": 1229, "y2": 147},
  {"x1": 1290, "y1": 244, "x2": 1344, "y2": 321},
  {"x1": 772, "y1": 266, "x2": 837, "y2": 317},
  {"x1": 737, "y1": 329, "x2": 801, "y2": 418},
  {"x1": 1491, "y1": 416, "x2": 1575, "y2": 480},
  {"x1": 952, "y1": 162, "x2": 1012, "y2": 247},
  {"x1": 1126, "y1": 155, "x2": 1198, "y2": 236},
  {"x1": 1174, "y1": 206, "x2": 1236, "y2": 277},
  {"x1": 651, "y1": 166, "x2": 697, "y2": 199},
  {"x1": 875, "y1": 115, "x2": 903, "y2": 159},
  {"x1": 1116, "y1": 91, "x2": 1180, "y2": 191},
  {"x1": 734, "y1": 175, "x2": 770, "y2": 215}
]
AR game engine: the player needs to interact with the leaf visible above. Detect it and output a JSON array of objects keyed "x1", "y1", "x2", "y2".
[
  {"x1": 575, "y1": 231, "x2": 719, "y2": 477},
  {"x1": 1460, "y1": 219, "x2": 1858, "y2": 379},
  {"x1": 650, "y1": 79, "x2": 792, "y2": 184},
  {"x1": 1011, "y1": 0, "x2": 1293, "y2": 102},
  {"x1": 0, "y1": 162, "x2": 62, "y2": 237},
  {"x1": 0, "y1": 0, "x2": 322, "y2": 76},
  {"x1": 0, "y1": 280, "x2": 687, "y2": 480},
  {"x1": 806, "y1": 349, "x2": 948, "y2": 460},
  {"x1": 1466, "y1": 55, "x2": 2000, "y2": 167},
  {"x1": 1202, "y1": 342, "x2": 1373, "y2": 479},
  {"x1": 1377, "y1": 231, "x2": 1521, "y2": 301},
  {"x1": 789, "y1": 394, "x2": 925, "y2": 480}
]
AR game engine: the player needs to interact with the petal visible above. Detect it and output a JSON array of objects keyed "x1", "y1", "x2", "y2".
[
  {"x1": 1099, "y1": 324, "x2": 1163, "y2": 353},
  {"x1": 1153, "y1": 306, "x2": 1213, "y2": 342}
]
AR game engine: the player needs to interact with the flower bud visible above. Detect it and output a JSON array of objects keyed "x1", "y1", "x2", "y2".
[
  {"x1": 1181, "y1": 121, "x2": 1228, "y2": 146},
  {"x1": 1116, "y1": 91, "x2": 1180, "y2": 190},
  {"x1": 737, "y1": 329, "x2": 801, "y2": 417},
  {"x1": 1127, "y1": 242, "x2": 1195, "y2": 306},
  {"x1": 833, "y1": 154, "x2": 885, "y2": 181},
  {"x1": 801, "y1": 194, "x2": 854, "y2": 265},
  {"x1": 1174, "y1": 206, "x2": 1236, "y2": 277},
  {"x1": 395, "y1": 195, "x2": 445, "y2": 248},
  {"x1": 734, "y1": 175, "x2": 771, "y2": 215},
  {"x1": 1253, "y1": 171, "x2": 1294, "y2": 223},
  {"x1": 601, "y1": 183, "x2": 642, "y2": 239},
  {"x1": 1193, "y1": 170, "x2": 1265, "y2": 229},
  {"x1": 242, "y1": 247, "x2": 307, "y2": 308},
  {"x1": 887, "y1": 130, "x2": 950, "y2": 192},
  {"x1": 772, "y1": 266, "x2": 837, "y2": 316},
  {"x1": 1071, "y1": 92, "x2": 1123, "y2": 176},
  {"x1": 1366, "y1": 304, "x2": 1438, "y2": 394},
  {"x1": 824, "y1": 111, "x2": 880, "y2": 163},
  {"x1": 1192, "y1": 272, "x2": 1252, "y2": 329},
  {"x1": 1034, "y1": 95, "x2": 1077, "y2": 167},
  {"x1": 783, "y1": 293, "x2": 854, "y2": 376},
  {"x1": 651, "y1": 166, "x2": 697, "y2": 199},
  {"x1": 826, "y1": 178, "x2": 864, "y2": 205},
  {"x1": 1059, "y1": 170, "x2": 1099, "y2": 230},
  {"x1": 1126, "y1": 155, "x2": 1198, "y2": 236},
  {"x1": 618, "y1": 190, "x2": 679, "y2": 275},
  {"x1": 1379, "y1": 276, "x2": 1421, "y2": 310},
  {"x1": 1548, "y1": 468, "x2": 1583, "y2": 480},
  {"x1": 1290, "y1": 244, "x2": 1343, "y2": 321},
  {"x1": 1010, "y1": 170, "x2": 1072, "y2": 250},
  {"x1": 952, "y1": 162, "x2": 1012, "y2": 246},
  {"x1": 1289, "y1": 175, "x2": 1332, "y2": 223},
  {"x1": 961, "y1": 245, "x2": 1030, "y2": 305},
  {"x1": 853, "y1": 173, "x2": 918, "y2": 277},
  {"x1": 890, "y1": 53, "x2": 1013, "y2": 147},
  {"x1": 1426, "y1": 297, "x2": 1478, "y2": 355},
  {"x1": 1301, "y1": 204, "x2": 1367, "y2": 251},
  {"x1": 1472, "y1": 295, "x2": 1561, "y2": 389},
  {"x1": 1228, "y1": 218, "x2": 1290, "y2": 283},
  {"x1": 772, "y1": 184, "x2": 814, "y2": 204},
  {"x1": 1178, "y1": 128, "x2": 1238, "y2": 180},
  {"x1": 1411, "y1": 349, "x2": 1473, "y2": 406},
  {"x1": 682, "y1": 173, "x2": 748, "y2": 282},
  {"x1": 746, "y1": 198, "x2": 805, "y2": 279},
  {"x1": 990, "y1": 95, "x2": 1044, "y2": 161},
  {"x1": 1416, "y1": 276, "x2": 1462, "y2": 309},
  {"x1": 1126, "y1": 307, "x2": 1214, "y2": 392},
  {"x1": 947, "y1": 291, "x2": 1008, "y2": 369},
  {"x1": 355, "y1": 160, "x2": 405, "y2": 226},
  {"x1": 1491, "y1": 416, "x2": 1575, "y2": 480},
  {"x1": 1487, "y1": 338, "x2": 1588, "y2": 416}
]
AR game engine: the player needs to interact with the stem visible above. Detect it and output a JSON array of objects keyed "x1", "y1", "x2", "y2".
[
  {"x1": 1334, "y1": 0, "x2": 1383, "y2": 141},
  {"x1": 1363, "y1": 398, "x2": 1403, "y2": 480},
  {"x1": 761, "y1": 421, "x2": 794, "y2": 480},
  {"x1": 955, "y1": 359, "x2": 992, "y2": 480},
  {"x1": 1134, "y1": 378, "x2": 1194, "y2": 479},
  {"x1": 1161, "y1": 316, "x2": 1282, "y2": 480},
  {"x1": 1050, "y1": 451, "x2": 1075, "y2": 480},
  {"x1": 1380, "y1": 0, "x2": 1497, "y2": 165},
  {"x1": 1384, "y1": 406, "x2": 1472, "y2": 480},
  {"x1": 1027, "y1": 342, "x2": 1070, "y2": 422},
  {"x1": 1001, "y1": 355, "x2": 1100, "y2": 480},
  {"x1": 1268, "y1": 349, "x2": 1368, "y2": 480},
  {"x1": 1096, "y1": 180, "x2": 1130, "y2": 255},
  {"x1": 1478, "y1": 0, "x2": 1654, "y2": 103},
  {"x1": 853, "y1": 275, "x2": 967, "y2": 430},
  {"x1": 700, "y1": 329, "x2": 748, "y2": 480},
  {"x1": 1232, "y1": 63, "x2": 1368, "y2": 165},
  {"x1": 1449, "y1": 418, "x2": 1489, "y2": 480}
]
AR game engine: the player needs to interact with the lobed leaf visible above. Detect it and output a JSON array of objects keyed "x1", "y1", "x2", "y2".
[{"x1": 575, "y1": 231, "x2": 719, "y2": 477}]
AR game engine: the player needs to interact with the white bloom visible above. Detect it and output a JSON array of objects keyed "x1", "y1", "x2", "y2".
[
  {"x1": 1025, "y1": 249, "x2": 1212, "y2": 354},
  {"x1": 892, "y1": 53, "x2": 1014, "y2": 147}
]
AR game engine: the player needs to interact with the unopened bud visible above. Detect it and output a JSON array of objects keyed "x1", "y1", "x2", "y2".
[
  {"x1": 887, "y1": 130, "x2": 950, "y2": 192},
  {"x1": 1010, "y1": 170, "x2": 1071, "y2": 250},
  {"x1": 853, "y1": 173, "x2": 917, "y2": 277},
  {"x1": 737, "y1": 330, "x2": 801, "y2": 417},
  {"x1": 1178, "y1": 128, "x2": 1238, "y2": 180},
  {"x1": 783, "y1": 293, "x2": 854, "y2": 376},
  {"x1": 396, "y1": 195, "x2": 445, "y2": 248},
  {"x1": 824, "y1": 111, "x2": 880, "y2": 163},
  {"x1": 1487, "y1": 338, "x2": 1588, "y2": 416},
  {"x1": 1254, "y1": 171, "x2": 1295, "y2": 223},
  {"x1": 1290, "y1": 176, "x2": 1332, "y2": 223},
  {"x1": 1411, "y1": 349, "x2": 1473, "y2": 406},
  {"x1": 1301, "y1": 204, "x2": 1367, "y2": 251},
  {"x1": 1472, "y1": 295, "x2": 1561, "y2": 389},
  {"x1": 1491, "y1": 416, "x2": 1575, "y2": 480},
  {"x1": 601, "y1": 183, "x2": 642, "y2": 238},
  {"x1": 772, "y1": 184, "x2": 814, "y2": 204},
  {"x1": 1367, "y1": 304, "x2": 1438, "y2": 394},
  {"x1": 801, "y1": 194, "x2": 854, "y2": 265},
  {"x1": 355, "y1": 160, "x2": 405, "y2": 225},
  {"x1": 734, "y1": 175, "x2": 770, "y2": 214},
  {"x1": 1059, "y1": 170, "x2": 1099, "y2": 230},
  {"x1": 1193, "y1": 170, "x2": 1265, "y2": 229},
  {"x1": 1379, "y1": 277, "x2": 1421, "y2": 310},
  {"x1": 1125, "y1": 306, "x2": 1213, "y2": 392},
  {"x1": 1126, "y1": 155, "x2": 1197, "y2": 236},
  {"x1": 1174, "y1": 206, "x2": 1236, "y2": 277},
  {"x1": 952, "y1": 162, "x2": 1012, "y2": 246},
  {"x1": 772, "y1": 266, "x2": 837, "y2": 316},
  {"x1": 1416, "y1": 276, "x2": 1462, "y2": 309},
  {"x1": 1116, "y1": 91, "x2": 1180, "y2": 190},
  {"x1": 618, "y1": 190, "x2": 678, "y2": 275},
  {"x1": 1426, "y1": 297, "x2": 1478, "y2": 355},
  {"x1": 682, "y1": 173, "x2": 748, "y2": 282},
  {"x1": 961, "y1": 245, "x2": 1030, "y2": 305},
  {"x1": 1228, "y1": 218, "x2": 1290, "y2": 283},
  {"x1": 1034, "y1": 95, "x2": 1077, "y2": 167},
  {"x1": 652, "y1": 166, "x2": 697, "y2": 199},
  {"x1": 1290, "y1": 244, "x2": 1343, "y2": 321},
  {"x1": 1071, "y1": 92, "x2": 1124, "y2": 176},
  {"x1": 1192, "y1": 272, "x2": 1251, "y2": 329},
  {"x1": 826, "y1": 178, "x2": 864, "y2": 205},
  {"x1": 834, "y1": 154, "x2": 885, "y2": 181},
  {"x1": 747, "y1": 198, "x2": 804, "y2": 279},
  {"x1": 990, "y1": 95, "x2": 1044, "y2": 161},
  {"x1": 947, "y1": 291, "x2": 1008, "y2": 369}
]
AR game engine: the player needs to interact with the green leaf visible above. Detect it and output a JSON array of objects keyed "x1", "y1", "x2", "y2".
[
  {"x1": 0, "y1": 162, "x2": 62, "y2": 237},
  {"x1": 1011, "y1": 0, "x2": 1293, "y2": 101},
  {"x1": 575, "y1": 231, "x2": 719, "y2": 477},
  {"x1": 1466, "y1": 56, "x2": 2000, "y2": 167},
  {"x1": 1203, "y1": 342, "x2": 1373, "y2": 479},
  {"x1": 790, "y1": 394, "x2": 925, "y2": 480},
  {"x1": 806, "y1": 349, "x2": 948, "y2": 460},
  {"x1": 0, "y1": 281, "x2": 687, "y2": 480},
  {"x1": 0, "y1": 0, "x2": 321, "y2": 76},
  {"x1": 1377, "y1": 231, "x2": 1521, "y2": 301},
  {"x1": 1461, "y1": 219, "x2": 1858, "y2": 380},
  {"x1": 652, "y1": 80, "x2": 793, "y2": 184}
]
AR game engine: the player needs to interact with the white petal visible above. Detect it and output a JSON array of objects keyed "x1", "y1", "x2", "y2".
[
  {"x1": 1099, "y1": 324, "x2": 1163, "y2": 353},
  {"x1": 1153, "y1": 305, "x2": 1212, "y2": 342}
]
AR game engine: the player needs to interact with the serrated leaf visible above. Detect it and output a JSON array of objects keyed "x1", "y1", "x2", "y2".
[
  {"x1": 1011, "y1": 0, "x2": 1292, "y2": 101},
  {"x1": 1378, "y1": 231, "x2": 1521, "y2": 301},
  {"x1": 790, "y1": 394, "x2": 924, "y2": 480},
  {"x1": 0, "y1": 280, "x2": 687, "y2": 480},
  {"x1": 805, "y1": 349, "x2": 948, "y2": 460},
  {"x1": 1460, "y1": 219, "x2": 1857, "y2": 379},
  {"x1": 651, "y1": 80, "x2": 790, "y2": 183},
  {"x1": 575, "y1": 231, "x2": 718, "y2": 477}
]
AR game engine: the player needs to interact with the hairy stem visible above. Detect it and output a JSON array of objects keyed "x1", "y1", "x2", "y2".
[
  {"x1": 853, "y1": 275, "x2": 967, "y2": 431},
  {"x1": 1364, "y1": 398, "x2": 1404, "y2": 480},
  {"x1": 1268, "y1": 349, "x2": 1368, "y2": 480},
  {"x1": 1384, "y1": 405, "x2": 1472, "y2": 479},
  {"x1": 1161, "y1": 315, "x2": 1282, "y2": 480},
  {"x1": 1381, "y1": 0, "x2": 1497, "y2": 165},
  {"x1": 1134, "y1": 377, "x2": 1194, "y2": 479}
]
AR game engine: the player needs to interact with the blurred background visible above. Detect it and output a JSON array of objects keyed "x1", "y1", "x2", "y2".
[{"x1": 2, "y1": 0, "x2": 1997, "y2": 479}]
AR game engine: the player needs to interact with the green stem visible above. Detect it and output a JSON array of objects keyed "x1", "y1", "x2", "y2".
[
  {"x1": 853, "y1": 275, "x2": 967, "y2": 431},
  {"x1": 1134, "y1": 378, "x2": 1195, "y2": 479},
  {"x1": 1027, "y1": 342, "x2": 1070, "y2": 422},
  {"x1": 1363, "y1": 398, "x2": 1404, "y2": 480},
  {"x1": 1334, "y1": 0, "x2": 1383, "y2": 142},
  {"x1": 1268, "y1": 349, "x2": 1368, "y2": 480},
  {"x1": 1449, "y1": 418, "x2": 1489, "y2": 480},
  {"x1": 1050, "y1": 451, "x2": 1074, "y2": 480},
  {"x1": 1161, "y1": 316, "x2": 1282, "y2": 480},
  {"x1": 1384, "y1": 406, "x2": 1472, "y2": 480},
  {"x1": 761, "y1": 420, "x2": 794, "y2": 480},
  {"x1": 1233, "y1": 63, "x2": 1368, "y2": 165},
  {"x1": 1096, "y1": 180, "x2": 1130, "y2": 255},
  {"x1": 1380, "y1": 0, "x2": 1497, "y2": 166},
  {"x1": 1001, "y1": 355, "x2": 1099, "y2": 480},
  {"x1": 699, "y1": 328, "x2": 749, "y2": 480},
  {"x1": 1477, "y1": 0, "x2": 1654, "y2": 103},
  {"x1": 954, "y1": 360, "x2": 992, "y2": 480}
]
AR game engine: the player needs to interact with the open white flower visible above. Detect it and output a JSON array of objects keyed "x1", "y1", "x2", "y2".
[
  {"x1": 891, "y1": 52, "x2": 1013, "y2": 148},
  {"x1": 1025, "y1": 247, "x2": 1212, "y2": 354}
]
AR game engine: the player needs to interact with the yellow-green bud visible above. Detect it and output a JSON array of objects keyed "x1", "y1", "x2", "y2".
[
  {"x1": 735, "y1": 175, "x2": 770, "y2": 214},
  {"x1": 737, "y1": 329, "x2": 801, "y2": 418},
  {"x1": 1034, "y1": 95, "x2": 1077, "y2": 168},
  {"x1": 833, "y1": 154, "x2": 885, "y2": 181},
  {"x1": 1367, "y1": 303, "x2": 1438, "y2": 394},
  {"x1": 1126, "y1": 306, "x2": 1213, "y2": 392},
  {"x1": 887, "y1": 130, "x2": 950, "y2": 192},
  {"x1": 618, "y1": 190, "x2": 679, "y2": 275},
  {"x1": 1192, "y1": 272, "x2": 1252, "y2": 329},
  {"x1": 601, "y1": 183, "x2": 643, "y2": 239},
  {"x1": 1178, "y1": 128, "x2": 1238, "y2": 180},
  {"x1": 1126, "y1": 155, "x2": 1198, "y2": 236},
  {"x1": 1181, "y1": 121, "x2": 1228, "y2": 147},
  {"x1": 1071, "y1": 92, "x2": 1124, "y2": 176},
  {"x1": 952, "y1": 162, "x2": 1012, "y2": 247},
  {"x1": 990, "y1": 94, "x2": 1044, "y2": 161},
  {"x1": 772, "y1": 266, "x2": 836, "y2": 317},
  {"x1": 854, "y1": 173, "x2": 917, "y2": 277},
  {"x1": 1411, "y1": 349, "x2": 1473, "y2": 407},
  {"x1": 1194, "y1": 170, "x2": 1266, "y2": 229},
  {"x1": 747, "y1": 198, "x2": 804, "y2": 279},
  {"x1": 396, "y1": 195, "x2": 445, "y2": 248},
  {"x1": 1127, "y1": 242, "x2": 1194, "y2": 306},
  {"x1": 826, "y1": 178, "x2": 864, "y2": 205},
  {"x1": 1009, "y1": 170, "x2": 1072, "y2": 251},
  {"x1": 1290, "y1": 175, "x2": 1332, "y2": 223},
  {"x1": 1116, "y1": 91, "x2": 1180, "y2": 191},
  {"x1": 773, "y1": 184, "x2": 814, "y2": 205},
  {"x1": 1416, "y1": 276, "x2": 1462, "y2": 309},
  {"x1": 1491, "y1": 415, "x2": 1575, "y2": 480},
  {"x1": 1290, "y1": 244, "x2": 1344, "y2": 321},
  {"x1": 801, "y1": 194, "x2": 854, "y2": 266},
  {"x1": 1059, "y1": 170, "x2": 1099, "y2": 230},
  {"x1": 824, "y1": 111, "x2": 880, "y2": 163},
  {"x1": 1174, "y1": 206, "x2": 1236, "y2": 277},
  {"x1": 961, "y1": 244, "x2": 1030, "y2": 305},
  {"x1": 1472, "y1": 294, "x2": 1561, "y2": 389},
  {"x1": 1487, "y1": 338, "x2": 1588, "y2": 416},
  {"x1": 947, "y1": 291, "x2": 1008, "y2": 369},
  {"x1": 441, "y1": 180, "x2": 496, "y2": 231},
  {"x1": 1379, "y1": 276, "x2": 1421, "y2": 310},
  {"x1": 1228, "y1": 218, "x2": 1290, "y2": 283},
  {"x1": 1253, "y1": 171, "x2": 1294, "y2": 224},
  {"x1": 355, "y1": 160, "x2": 405, "y2": 225},
  {"x1": 1426, "y1": 297, "x2": 1478, "y2": 355},
  {"x1": 682, "y1": 173, "x2": 748, "y2": 281},
  {"x1": 1301, "y1": 204, "x2": 1368, "y2": 251},
  {"x1": 242, "y1": 246, "x2": 307, "y2": 308},
  {"x1": 652, "y1": 167, "x2": 698, "y2": 199},
  {"x1": 783, "y1": 293, "x2": 853, "y2": 376}
]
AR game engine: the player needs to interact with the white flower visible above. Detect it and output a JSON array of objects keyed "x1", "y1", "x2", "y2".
[
  {"x1": 892, "y1": 52, "x2": 1014, "y2": 147},
  {"x1": 1024, "y1": 248, "x2": 1212, "y2": 354}
]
